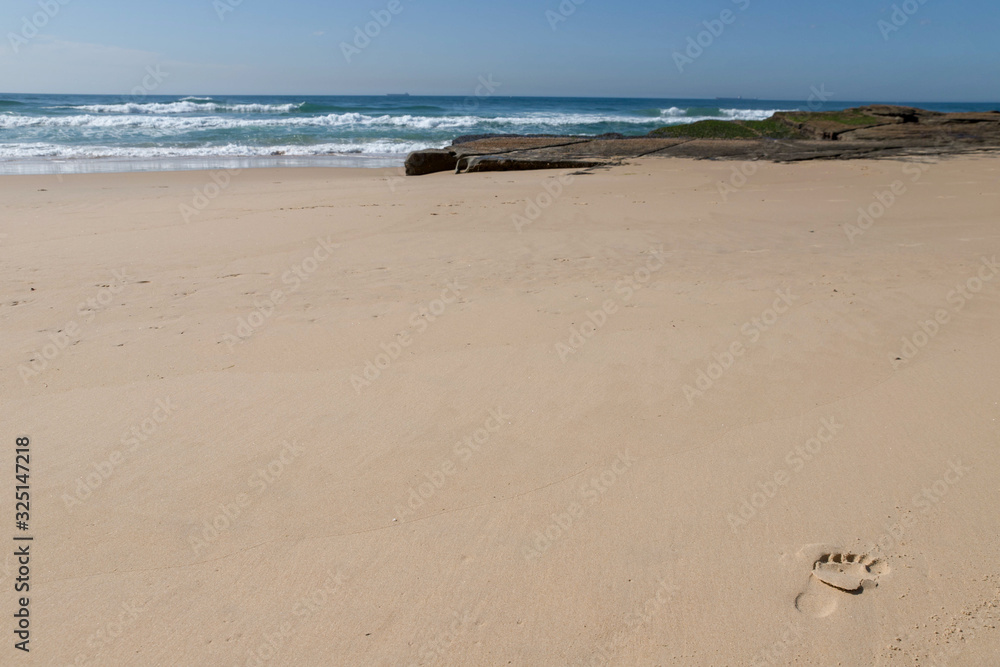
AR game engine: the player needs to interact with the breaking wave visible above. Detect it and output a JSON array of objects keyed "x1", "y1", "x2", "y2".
[
  {"x1": 0, "y1": 140, "x2": 441, "y2": 159},
  {"x1": 53, "y1": 101, "x2": 305, "y2": 114},
  {"x1": 0, "y1": 108, "x2": 792, "y2": 131}
]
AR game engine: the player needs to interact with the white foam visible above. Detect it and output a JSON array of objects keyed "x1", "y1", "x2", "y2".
[
  {"x1": 60, "y1": 101, "x2": 304, "y2": 114},
  {"x1": 660, "y1": 107, "x2": 687, "y2": 117},
  {"x1": 2, "y1": 109, "x2": 797, "y2": 131},
  {"x1": 0, "y1": 140, "x2": 442, "y2": 159},
  {"x1": 720, "y1": 108, "x2": 789, "y2": 121}
]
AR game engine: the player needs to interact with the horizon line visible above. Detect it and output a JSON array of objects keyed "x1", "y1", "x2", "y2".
[{"x1": 1, "y1": 91, "x2": 998, "y2": 106}]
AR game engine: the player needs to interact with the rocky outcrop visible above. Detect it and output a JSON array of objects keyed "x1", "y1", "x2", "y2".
[
  {"x1": 772, "y1": 106, "x2": 1000, "y2": 142},
  {"x1": 404, "y1": 149, "x2": 458, "y2": 176},
  {"x1": 456, "y1": 156, "x2": 604, "y2": 174},
  {"x1": 403, "y1": 106, "x2": 1000, "y2": 174},
  {"x1": 855, "y1": 105, "x2": 933, "y2": 123}
]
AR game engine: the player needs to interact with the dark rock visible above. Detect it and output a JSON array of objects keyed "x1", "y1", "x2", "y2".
[
  {"x1": 404, "y1": 149, "x2": 458, "y2": 176},
  {"x1": 456, "y1": 156, "x2": 605, "y2": 174},
  {"x1": 409, "y1": 106, "x2": 1000, "y2": 175},
  {"x1": 854, "y1": 105, "x2": 939, "y2": 122}
]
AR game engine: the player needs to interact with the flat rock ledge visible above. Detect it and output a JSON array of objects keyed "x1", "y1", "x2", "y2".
[
  {"x1": 404, "y1": 105, "x2": 1000, "y2": 175},
  {"x1": 456, "y1": 155, "x2": 604, "y2": 173}
]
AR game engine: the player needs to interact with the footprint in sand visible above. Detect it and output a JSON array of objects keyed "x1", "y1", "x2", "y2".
[
  {"x1": 812, "y1": 552, "x2": 886, "y2": 592},
  {"x1": 794, "y1": 577, "x2": 840, "y2": 618},
  {"x1": 794, "y1": 550, "x2": 888, "y2": 618}
]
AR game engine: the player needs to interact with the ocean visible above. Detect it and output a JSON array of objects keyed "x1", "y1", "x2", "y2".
[{"x1": 1, "y1": 94, "x2": 996, "y2": 175}]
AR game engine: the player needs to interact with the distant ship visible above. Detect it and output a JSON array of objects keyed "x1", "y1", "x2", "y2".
[
  {"x1": 716, "y1": 97, "x2": 759, "y2": 102},
  {"x1": 386, "y1": 93, "x2": 411, "y2": 98}
]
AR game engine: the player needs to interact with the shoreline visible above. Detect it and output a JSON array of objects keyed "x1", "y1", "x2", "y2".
[
  {"x1": 9, "y1": 145, "x2": 1000, "y2": 181},
  {"x1": 4, "y1": 146, "x2": 999, "y2": 180},
  {"x1": 0, "y1": 153, "x2": 408, "y2": 176},
  {"x1": 6, "y1": 104, "x2": 998, "y2": 177}
]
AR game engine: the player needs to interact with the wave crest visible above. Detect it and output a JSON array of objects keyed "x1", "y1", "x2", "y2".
[
  {"x1": 55, "y1": 101, "x2": 305, "y2": 114},
  {"x1": 0, "y1": 109, "x2": 791, "y2": 131}
]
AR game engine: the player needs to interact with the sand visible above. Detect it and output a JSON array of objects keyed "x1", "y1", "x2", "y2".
[{"x1": 2, "y1": 156, "x2": 999, "y2": 665}]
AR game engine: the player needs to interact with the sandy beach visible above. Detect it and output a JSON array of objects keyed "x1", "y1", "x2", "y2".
[{"x1": 3, "y1": 156, "x2": 999, "y2": 665}]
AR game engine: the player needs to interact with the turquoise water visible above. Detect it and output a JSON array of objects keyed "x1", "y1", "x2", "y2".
[{"x1": 0, "y1": 94, "x2": 995, "y2": 173}]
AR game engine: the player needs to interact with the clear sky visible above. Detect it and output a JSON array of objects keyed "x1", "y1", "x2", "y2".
[{"x1": 1, "y1": 0, "x2": 997, "y2": 101}]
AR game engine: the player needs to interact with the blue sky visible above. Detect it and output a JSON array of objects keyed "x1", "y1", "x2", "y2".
[{"x1": 1, "y1": 0, "x2": 998, "y2": 101}]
